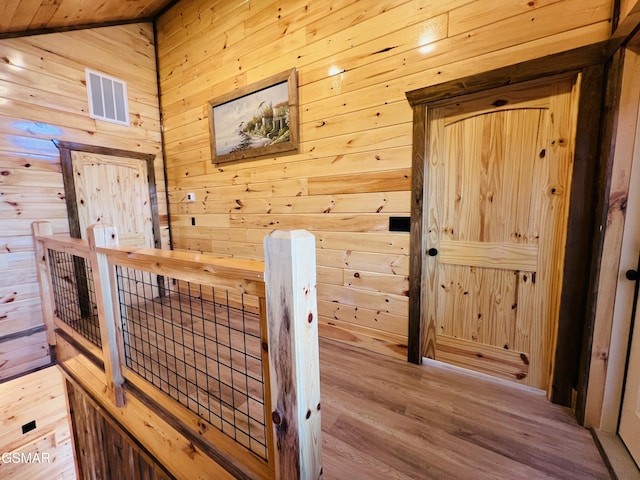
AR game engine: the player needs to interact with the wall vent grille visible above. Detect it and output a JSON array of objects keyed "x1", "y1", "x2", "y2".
[{"x1": 85, "y1": 69, "x2": 130, "y2": 126}]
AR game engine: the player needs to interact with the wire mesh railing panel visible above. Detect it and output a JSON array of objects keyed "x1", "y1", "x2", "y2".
[
  {"x1": 116, "y1": 266, "x2": 267, "y2": 460},
  {"x1": 47, "y1": 249, "x2": 101, "y2": 348}
]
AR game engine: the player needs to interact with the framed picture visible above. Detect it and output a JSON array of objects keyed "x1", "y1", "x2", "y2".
[{"x1": 208, "y1": 68, "x2": 299, "y2": 164}]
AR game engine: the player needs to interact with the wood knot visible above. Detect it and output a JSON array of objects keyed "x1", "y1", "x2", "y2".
[
  {"x1": 272, "y1": 410, "x2": 282, "y2": 426},
  {"x1": 308, "y1": 312, "x2": 313, "y2": 323},
  {"x1": 183, "y1": 441, "x2": 197, "y2": 459},
  {"x1": 609, "y1": 192, "x2": 628, "y2": 212},
  {"x1": 306, "y1": 409, "x2": 311, "y2": 419}
]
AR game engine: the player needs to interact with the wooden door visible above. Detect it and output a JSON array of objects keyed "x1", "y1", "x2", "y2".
[
  {"x1": 620, "y1": 261, "x2": 640, "y2": 466},
  {"x1": 57, "y1": 142, "x2": 163, "y2": 312},
  {"x1": 71, "y1": 151, "x2": 154, "y2": 248},
  {"x1": 57, "y1": 141, "x2": 161, "y2": 249},
  {"x1": 423, "y1": 74, "x2": 580, "y2": 390},
  {"x1": 71, "y1": 150, "x2": 163, "y2": 302}
]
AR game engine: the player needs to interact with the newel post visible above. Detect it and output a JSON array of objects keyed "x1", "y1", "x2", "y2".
[
  {"x1": 32, "y1": 221, "x2": 57, "y2": 347},
  {"x1": 87, "y1": 224, "x2": 125, "y2": 407},
  {"x1": 264, "y1": 230, "x2": 323, "y2": 480}
]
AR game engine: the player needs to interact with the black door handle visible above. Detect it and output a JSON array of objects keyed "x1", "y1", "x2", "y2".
[
  {"x1": 428, "y1": 248, "x2": 438, "y2": 257},
  {"x1": 626, "y1": 269, "x2": 639, "y2": 281}
]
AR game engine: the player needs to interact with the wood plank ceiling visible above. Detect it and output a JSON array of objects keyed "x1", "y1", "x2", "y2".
[{"x1": 0, "y1": 0, "x2": 176, "y2": 37}]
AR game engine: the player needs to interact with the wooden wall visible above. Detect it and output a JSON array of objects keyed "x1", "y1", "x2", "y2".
[
  {"x1": 156, "y1": 0, "x2": 614, "y2": 359},
  {"x1": 0, "y1": 23, "x2": 167, "y2": 379},
  {"x1": 66, "y1": 379, "x2": 174, "y2": 480},
  {"x1": 56, "y1": 334, "x2": 238, "y2": 480},
  {"x1": 0, "y1": 366, "x2": 76, "y2": 479}
]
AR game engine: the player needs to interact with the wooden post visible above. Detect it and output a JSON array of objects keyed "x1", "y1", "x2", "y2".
[
  {"x1": 264, "y1": 230, "x2": 323, "y2": 480},
  {"x1": 87, "y1": 224, "x2": 125, "y2": 407},
  {"x1": 32, "y1": 221, "x2": 57, "y2": 347}
]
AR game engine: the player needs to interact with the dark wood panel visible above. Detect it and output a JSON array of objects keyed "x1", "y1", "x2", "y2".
[
  {"x1": 407, "y1": 105, "x2": 426, "y2": 364},
  {"x1": 552, "y1": 64, "x2": 606, "y2": 406},
  {"x1": 66, "y1": 379, "x2": 175, "y2": 480},
  {"x1": 576, "y1": 48, "x2": 628, "y2": 423}
]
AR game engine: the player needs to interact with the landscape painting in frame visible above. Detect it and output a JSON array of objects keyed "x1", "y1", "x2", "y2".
[{"x1": 208, "y1": 68, "x2": 299, "y2": 164}]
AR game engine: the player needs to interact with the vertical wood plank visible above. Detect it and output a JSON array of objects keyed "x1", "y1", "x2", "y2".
[
  {"x1": 408, "y1": 105, "x2": 427, "y2": 363},
  {"x1": 56, "y1": 143, "x2": 83, "y2": 240},
  {"x1": 259, "y1": 296, "x2": 276, "y2": 471},
  {"x1": 554, "y1": 64, "x2": 606, "y2": 409},
  {"x1": 530, "y1": 75, "x2": 581, "y2": 392},
  {"x1": 87, "y1": 223, "x2": 125, "y2": 407},
  {"x1": 31, "y1": 221, "x2": 56, "y2": 347},
  {"x1": 264, "y1": 230, "x2": 322, "y2": 480}
]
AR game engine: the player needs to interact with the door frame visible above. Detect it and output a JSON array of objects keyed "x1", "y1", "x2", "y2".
[
  {"x1": 405, "y1": 42, "x2": 610, "y2": 406},
  {"x1": 583, "y1": 38, "x2": 640, "y2": 477},
  {"x1": 54, "y1": 140, "x2": 162, "y2": 249}
]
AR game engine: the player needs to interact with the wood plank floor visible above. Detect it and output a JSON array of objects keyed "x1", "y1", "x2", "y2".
[{"x1": 319, "y1": 338, "x2": 610, "y2": 480}]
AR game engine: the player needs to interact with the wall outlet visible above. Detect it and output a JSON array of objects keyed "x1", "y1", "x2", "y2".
[{"x1": 186, "y1": 192, "x2": 196, "y2": 202}]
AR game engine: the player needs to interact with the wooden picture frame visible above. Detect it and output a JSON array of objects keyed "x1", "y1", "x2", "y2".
[{"x1": 208, "y1": 68, "x2": 299, "y2": 164}]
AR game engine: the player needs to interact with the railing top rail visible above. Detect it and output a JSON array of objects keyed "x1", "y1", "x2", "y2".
[
  {"x1": 100, "y1": 245, "x2": 266, "y2": 297},
  {"x1": 34, "y1": 234, "x2": 90, "y2": 259},
  {"x1": 35, "y1": 232, "x2": 266, "y2": 296}
]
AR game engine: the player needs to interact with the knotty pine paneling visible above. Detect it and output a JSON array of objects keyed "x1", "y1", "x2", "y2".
[
  {"x1": 0, "y1": 0, "x2": 173, "y2": 36},
  {"x1": 0, "y1": 366, "x2": 76, "y2": 479},
  {"x1": 156, "y1": 0, "x2": 614, "y2": 359},
  {"x1": 0, "y1": 23, "x2": 167, "y2": 378}
]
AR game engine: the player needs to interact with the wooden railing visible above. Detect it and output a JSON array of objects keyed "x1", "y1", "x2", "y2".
[{"x1": 32, "y1": 221, "x2": 322, "y2": 480}]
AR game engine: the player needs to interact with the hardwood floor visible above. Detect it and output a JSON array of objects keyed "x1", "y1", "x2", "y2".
[{"x1": 319, "y1": 338, "x2": 610, "y2": 480}]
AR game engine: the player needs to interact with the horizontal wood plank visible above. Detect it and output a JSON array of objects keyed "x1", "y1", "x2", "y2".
[
  {"x1": 435, "y1": 335, "x2": 530, "y2": 385},
  {"x1": 438, "y1": 240, "x2": 539, "y2": 271},
  {"x1": 0, "y1": 366, "x2": 74, "y2": 478}
]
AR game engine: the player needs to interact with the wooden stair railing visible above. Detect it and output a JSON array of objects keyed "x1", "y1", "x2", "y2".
[{"x1": 32, "y1": 221, "x2": 323, "y2": 480}]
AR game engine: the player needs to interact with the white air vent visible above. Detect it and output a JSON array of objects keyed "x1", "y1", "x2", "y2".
[{"x1": 85, "y1": 69, "x2": 130, "y2": 126}]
